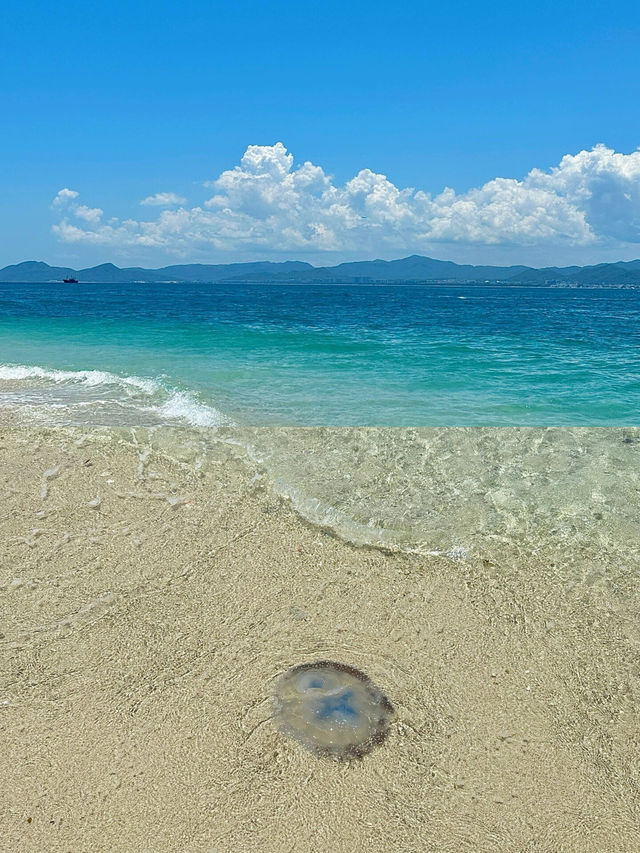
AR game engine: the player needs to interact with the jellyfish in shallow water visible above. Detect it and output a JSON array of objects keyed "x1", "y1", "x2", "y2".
[{"x1": 272, "y1": 660, "x2": 394, "y2": 760}]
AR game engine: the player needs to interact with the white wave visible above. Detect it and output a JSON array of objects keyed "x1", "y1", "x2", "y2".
[
  {"x1": 147, "y1": 391, "x2": 225, "y2": 427},
  {"x1": 0, "y1": 362, "x2": 227, "y2": 428},
  {"x1": 0, "y1": 363, "x2": 160, "y2": 394}
]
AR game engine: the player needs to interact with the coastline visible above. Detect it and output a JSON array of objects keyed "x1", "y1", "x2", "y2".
[{"x1": 2, "y1": 425, "x2": 639, "y2": 851}]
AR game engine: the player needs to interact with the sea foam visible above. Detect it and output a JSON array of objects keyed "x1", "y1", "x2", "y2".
[
  {"x1": 0, "y1": 362, "x2": 226, "y2": 428},
  {"x1": 0, "y1": 363, "x2": 159, "y2": 393}
]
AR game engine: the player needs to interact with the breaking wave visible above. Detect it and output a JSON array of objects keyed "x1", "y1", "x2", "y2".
[{"x1": 0, "y1": 362, "x2": 226, "y2": 428}]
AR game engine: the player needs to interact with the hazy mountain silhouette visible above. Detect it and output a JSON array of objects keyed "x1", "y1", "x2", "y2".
[{"x1": 1, "y1": 256, "x2": 639, "y2": 284}]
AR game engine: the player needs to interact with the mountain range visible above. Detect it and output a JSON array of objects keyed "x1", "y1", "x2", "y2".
[{"x1": 2, "y1": 256, "x2": 640, "y2": 285}]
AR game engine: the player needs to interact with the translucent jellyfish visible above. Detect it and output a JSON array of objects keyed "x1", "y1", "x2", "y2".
[{"x1": 272, "y1": 660, "x2": 394, "y2": 760}]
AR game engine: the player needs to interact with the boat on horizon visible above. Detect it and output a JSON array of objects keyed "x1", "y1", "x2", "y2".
[{"x1": 62, "y1": 276, "x2": 79, "y2": 283}]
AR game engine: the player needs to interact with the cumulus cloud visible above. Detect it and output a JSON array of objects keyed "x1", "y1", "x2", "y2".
[
  {"x1": 52, "y1": 188, "x2": 79, "y2": 207},
  {"x1": 140, "y1": 192, "x2": 187, "y2": 207},
  {"x1": 50, "y1": 143, "x2": 640, "y2": 257},
  {"x1": 51, "y1": 188, "x2": 102, "y2": 225},
  {"x1": 74, "y1": 204, "x2": 103, "y2": 223}
]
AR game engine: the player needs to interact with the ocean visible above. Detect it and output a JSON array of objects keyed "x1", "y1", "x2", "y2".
[
  {"x1": 1, "y1": 280, "x2": 638, "y2": 560},
  {"x1": 0, "y1": 280, "x2": 638, "y2": 427}
]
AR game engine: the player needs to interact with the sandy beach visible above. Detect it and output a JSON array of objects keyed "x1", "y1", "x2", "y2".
[{"x1": 2, "y1": 425, "x2": 640, "y2": 852}]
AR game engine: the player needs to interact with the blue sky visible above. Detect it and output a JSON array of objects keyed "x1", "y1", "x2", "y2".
[{"x1": 3, "y1": 0, "x2": 640, "y2": 268}]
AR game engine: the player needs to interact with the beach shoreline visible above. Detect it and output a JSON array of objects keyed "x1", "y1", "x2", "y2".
[{"x1": 2, "y1": 425, "x2": 639, "y2": 852}]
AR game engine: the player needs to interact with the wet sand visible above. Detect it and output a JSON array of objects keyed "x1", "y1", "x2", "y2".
[{"x1": 1, "y1": 426, "x2": 639, "y2": 852}]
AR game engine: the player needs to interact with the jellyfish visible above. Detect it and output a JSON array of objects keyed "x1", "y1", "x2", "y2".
[{"x1": 272, "y1": 660, "x2": 394, "y2": 760}]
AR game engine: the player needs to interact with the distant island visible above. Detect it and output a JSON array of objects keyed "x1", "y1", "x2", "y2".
[{"x1": 1, "y1": 256, "x2": 640, "y2": 286}]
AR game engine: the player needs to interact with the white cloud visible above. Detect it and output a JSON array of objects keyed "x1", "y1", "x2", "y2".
[
  {"x1": 140, "y1": 192, "x2": 187, "y2": 207},
  {"x1": 50, "y1": 189, "x2": 102, "y2": 225},
  {"x1": 50, "y1": 143, "x2": 640, "y2": 258},
  {"x1": 52, "y1": 188, "x2": 79, "y2": 207},
  {"x1": 75, "y1": 205, "x2": 103, "y2": 223}
]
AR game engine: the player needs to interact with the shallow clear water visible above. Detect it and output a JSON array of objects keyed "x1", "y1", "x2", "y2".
[
  {"x1": 1, "y1": 281, "x2": 638, "y2": 426},
  {"x1": 151, "y1": 425, "x2": 640, "y2": 569}
]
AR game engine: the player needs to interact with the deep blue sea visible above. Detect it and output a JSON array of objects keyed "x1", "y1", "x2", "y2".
[{"x1": 0, "y1": 281, "x2": 638, "y2": 426}]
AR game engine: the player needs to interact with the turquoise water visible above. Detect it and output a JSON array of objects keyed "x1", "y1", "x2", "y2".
[{"x1": 0, "y1": 281, "x2": 638, "y2": 426}]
